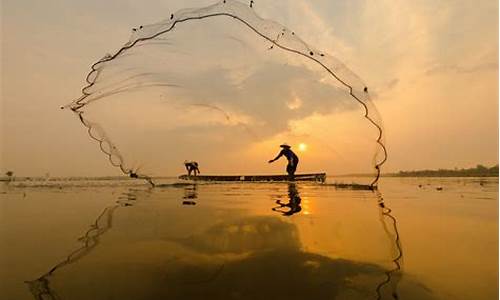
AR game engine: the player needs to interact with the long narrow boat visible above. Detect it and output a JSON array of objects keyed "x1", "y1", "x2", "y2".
[{"x1": 179, "y1": 173, "x2": 326, "y2": 182}]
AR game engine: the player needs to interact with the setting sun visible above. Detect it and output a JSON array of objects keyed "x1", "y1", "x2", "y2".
[{"x1": 298, "y1": 143, "x2": 308, "y2": 152}]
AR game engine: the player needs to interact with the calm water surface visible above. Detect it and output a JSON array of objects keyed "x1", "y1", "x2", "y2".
[{"x1": 0, "y1": 177, "x2": 497, "y2": 299}]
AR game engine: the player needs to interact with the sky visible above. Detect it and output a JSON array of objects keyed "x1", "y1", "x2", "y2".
[{"x1": 1, "y1": 0, "x2": 498, "y2": 177}]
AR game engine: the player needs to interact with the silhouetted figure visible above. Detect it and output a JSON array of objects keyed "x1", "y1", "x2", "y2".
[
  {"x1": 272, "y1": 183, "x2": 302, "y2": 216},
  {"x1": 268, "y1": 143, "x2": 299, "y2": 177},
  {"x1": 184, "y1": 161, "x2": 200, "y2": 176}
]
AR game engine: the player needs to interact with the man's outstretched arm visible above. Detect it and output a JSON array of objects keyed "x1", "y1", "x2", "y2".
[{"x1": 268, "y1": 151, "x2": 284, "y2": 163}]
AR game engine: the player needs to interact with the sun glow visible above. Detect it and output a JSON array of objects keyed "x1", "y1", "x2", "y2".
[{"x1": 298, "y1": 143, "x2": 308, "y2": 152}]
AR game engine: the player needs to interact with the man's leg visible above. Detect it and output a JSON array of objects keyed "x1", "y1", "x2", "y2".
[{"x1": 287, "y1": 164, "x2": 296, "y2": 181}]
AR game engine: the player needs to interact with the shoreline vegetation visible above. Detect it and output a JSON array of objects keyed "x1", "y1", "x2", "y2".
[
  {"x1": 333, "y1": 164, "x2": 499, "y2": 178},
  {"x1": 386, "y1": 164, "x2": 499, "y2": 177},
  {"x1": 1, "y1": 165, "x2": 498, "y2": 181}
]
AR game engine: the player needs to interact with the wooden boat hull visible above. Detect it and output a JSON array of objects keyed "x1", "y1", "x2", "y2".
[{"x1": 179, "y1": 173, "x2": 326, "y2": 182}]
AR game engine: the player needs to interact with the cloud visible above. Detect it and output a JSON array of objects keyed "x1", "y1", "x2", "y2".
[
  {"x1": 81, "y1": 12, "x2": 361, "y2": 139},
  {"x1": 424, "y1": 62, "x2": 498, "y2": 76},
  {"x1": 173, "y1": 216, "x2": 301, "y2": 254}
]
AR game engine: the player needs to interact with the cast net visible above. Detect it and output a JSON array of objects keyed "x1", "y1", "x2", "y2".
[{"x1": 64, "y1": 0, "x2": 387, "y2": 186}]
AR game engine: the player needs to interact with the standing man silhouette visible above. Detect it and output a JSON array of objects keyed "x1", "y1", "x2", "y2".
[{"x1": 268, "y1": 143, "x2": 299, "y2": 177}]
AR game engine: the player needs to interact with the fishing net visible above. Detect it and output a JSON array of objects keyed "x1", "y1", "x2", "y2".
[{"x1": 64, "y1": 0, "x2": 386, "y2": 185}]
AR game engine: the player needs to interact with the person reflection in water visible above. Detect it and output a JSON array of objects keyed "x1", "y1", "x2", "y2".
[
  {"x1": 268, "y1": 143, "x2": 299, "y2": 178},
  {"x1": 272, "y1": 183, "x2": 302, "y2": 216},
  {"x1": 184, "y1": 161, "x2": 200, "y2": 176},
  {"x1": 182, "y1": 184, "x2": 197, "y2": 205}
]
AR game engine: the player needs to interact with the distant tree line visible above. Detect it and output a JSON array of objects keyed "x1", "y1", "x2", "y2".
[{"x1": 391, "y1": 164, "x2": 499, "y2": 177}]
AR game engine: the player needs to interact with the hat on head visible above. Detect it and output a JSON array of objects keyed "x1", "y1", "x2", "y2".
[{"x1": 280, "y1": 143, "x2": 291, "y2": 148}]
